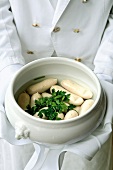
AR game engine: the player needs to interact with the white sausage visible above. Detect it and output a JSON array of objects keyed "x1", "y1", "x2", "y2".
[
  {"x1": 30, "y1": 92, "x2": 42, "y2": 107},
  {"x1": 61, "y1": 79, "x2": 93, "y2": 99},
  {"x1": 57, "y1": 113, "x2": 64, "y2": 120},
  {"x1": 34, "y1": 107, "x2": 48, "y2": 119},
  {"x1": 50, "y1": 85, "x2": 84, "y2": 106},
  {"x1": 64, "y1": 110, "x2": 78, "y2": 120},
  {"x1": 79, "y1": 99, "x2": 94, "y2": 116},
  {"x1": 17, "y1": 92, "x2": 30, "y2": 110},
  {"x1": 74, "y1": 106, "x2": 81, "y2": 113},
  {"x1": 41, "y1": 92, "x2": 52, "y2": 98},
  {"x1": 27, "y1": 78, "x2": 57, "y2": 95}
]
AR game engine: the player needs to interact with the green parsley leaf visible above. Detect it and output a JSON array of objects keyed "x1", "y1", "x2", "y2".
[{"x1": 26, "y1": 89, "x2": 75, "y2": 120}]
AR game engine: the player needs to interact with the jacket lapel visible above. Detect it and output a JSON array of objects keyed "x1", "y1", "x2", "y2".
[{"x1": 52, "y1": 0, "x2": 71, "y2": 28}]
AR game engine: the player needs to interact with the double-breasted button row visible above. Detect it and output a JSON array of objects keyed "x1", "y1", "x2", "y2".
[
  {"x1": 26, "y1": 50, "x2": 82, "y2": 63},
  {"x1": 32, "y1": 23, "x2": 80, "y2": 34},
  {"x1": 27, "y1": 50, "x2": 82, "y2": 63},
  {"x1": 32, "y1": 24, "x2": 61, "y2": 32}
]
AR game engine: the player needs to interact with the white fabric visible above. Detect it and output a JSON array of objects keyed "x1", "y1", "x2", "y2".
[
  {"x1": 94, "y1": 30, "x2": 113, "y2": 81},
  {"x1": 0, "y1": 135, "x2": 112, "y2": 170},
  {"x1": 96, "y1": 74, "x2": 113, "y2": 84},
  {"x1": 61, "y1": 135, "x2": 112, "y2": 170},
  {"x1": 0, "y1": 139, "x2": 34, "y2": 170},
  {"x1": 49, "y1": 0, "x2": 58, "y2": 9}
]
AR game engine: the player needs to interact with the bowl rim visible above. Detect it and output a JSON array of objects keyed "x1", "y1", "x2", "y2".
[{"x1": 9, "y1": 57, "x2": 102, "y2": 124}]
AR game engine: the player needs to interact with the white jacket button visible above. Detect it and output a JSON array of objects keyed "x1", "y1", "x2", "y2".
[
  {"x1": 53, "y1": 27, "x2": 60, "y2": 32},
  {"x1": 75, "y1": 58, "x2": 82, "y2": 62},
  {"x1": 27, "y1": 51, "x2": 34, "y2": 54}
]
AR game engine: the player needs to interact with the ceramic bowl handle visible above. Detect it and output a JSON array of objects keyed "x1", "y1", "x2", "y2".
[{"x1": 15, "y1": 122, "x2": 30, "y2": 139}]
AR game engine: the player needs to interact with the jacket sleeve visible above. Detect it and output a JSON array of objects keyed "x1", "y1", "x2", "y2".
[
  {"x1": 0, "y1": 0, "x2": 25, "y2": 72},
  {"x1": 0, "y1": 64, "x2": 23, "y2": 112},
  {"x1": 94, "y1": 7, "x2": 113, "y2": 83}
]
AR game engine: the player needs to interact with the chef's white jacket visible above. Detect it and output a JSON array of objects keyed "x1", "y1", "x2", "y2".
[{"x1": 0, "y1": 0, "x2": 113, "y2": 76}]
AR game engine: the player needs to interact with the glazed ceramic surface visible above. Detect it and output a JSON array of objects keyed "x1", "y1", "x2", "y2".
[{"x1": 5, "y1": 57, "x2": 106, "y2": 145}]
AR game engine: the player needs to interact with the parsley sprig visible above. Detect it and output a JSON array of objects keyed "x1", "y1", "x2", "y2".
[{"x1": 26, "y1": 89, "x2": 75, "y2": 120}]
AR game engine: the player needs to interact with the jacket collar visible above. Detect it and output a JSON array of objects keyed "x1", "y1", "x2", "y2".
[{"x1": 51, "y1": 0, "x2": 71, "y2": 28}]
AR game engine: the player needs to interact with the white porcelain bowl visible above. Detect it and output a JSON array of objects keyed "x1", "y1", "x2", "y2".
[{"x1": 5, "y1": 57, "x2": 106, "y2": 145}]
